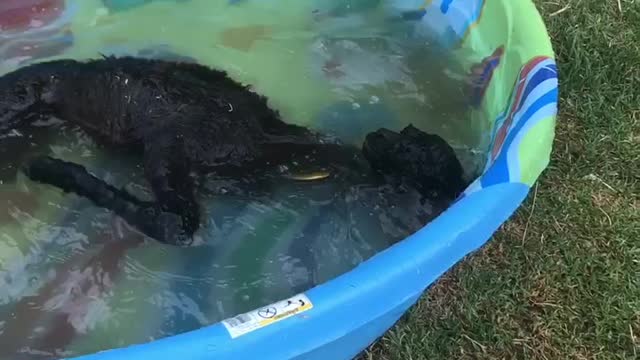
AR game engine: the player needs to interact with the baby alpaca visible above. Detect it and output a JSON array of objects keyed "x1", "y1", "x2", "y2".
[{"x1": 0, "y1": 57, "x2": 467, "y2": 245}]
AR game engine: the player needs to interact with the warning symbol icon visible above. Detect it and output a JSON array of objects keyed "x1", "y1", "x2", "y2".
[{"x1": 257, "y1": 307, "x2": 277, "y2": 319}]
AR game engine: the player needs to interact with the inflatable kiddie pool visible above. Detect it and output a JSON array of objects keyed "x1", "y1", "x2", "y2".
[{"x1": 0, "y1": 1, "x2": 557, "y2": 359}]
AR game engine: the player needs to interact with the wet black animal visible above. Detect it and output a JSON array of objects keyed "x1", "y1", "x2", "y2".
[{"x1": 0, "y1": 57, "x2": 467, "y2": 246}]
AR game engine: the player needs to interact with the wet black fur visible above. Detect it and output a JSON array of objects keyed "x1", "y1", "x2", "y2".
[{"x1": 0, "y1": 57, "x2": 467, "y2": 246}]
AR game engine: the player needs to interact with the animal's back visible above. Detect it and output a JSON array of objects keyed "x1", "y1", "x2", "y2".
[
  {"x1": 1, "y1": 56, "x2": 316, "y2": 166},
  {"x1": 48, "y1": 57, "x2": 280, "y2": 163}
]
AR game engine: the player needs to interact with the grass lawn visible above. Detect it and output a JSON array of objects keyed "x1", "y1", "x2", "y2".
[{"x1": 364, "y1": 1, "x2": 639, "y2": 359}]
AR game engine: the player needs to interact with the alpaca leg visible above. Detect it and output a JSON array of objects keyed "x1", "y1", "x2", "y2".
[{"x1": 22, "y1": 156, "x2": 192, "y2": 245}]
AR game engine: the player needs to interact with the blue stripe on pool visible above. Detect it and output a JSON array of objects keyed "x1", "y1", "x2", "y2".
[{"x1": 481, "y1": 87, "x2": 558, "y2": 187}]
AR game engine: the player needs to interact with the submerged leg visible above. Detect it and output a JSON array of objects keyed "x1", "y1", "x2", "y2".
[
  {"x1": 22, "y1": 156, "x2": 193, "y2": 246},
  {"x1": 143, "y1": 137, "x2": 201, "y2": 238},
  {"x1": 0, "y1": 104, "x2": 59, "y2": 182}
]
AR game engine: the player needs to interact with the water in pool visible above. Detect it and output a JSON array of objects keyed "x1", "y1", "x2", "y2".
[{"x1": 0, "y1": 0, "x2": 484, "y2": 357}]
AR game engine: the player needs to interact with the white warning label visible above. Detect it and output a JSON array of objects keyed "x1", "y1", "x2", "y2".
[{"x1": 222, "y1": 293, "x2": 313, "y2": 338}]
